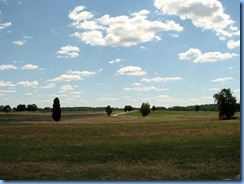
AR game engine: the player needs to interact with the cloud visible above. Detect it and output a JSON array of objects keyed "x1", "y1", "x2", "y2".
[
  {"x1": 117, "y1": 66, "x2": 146, "y2": 76},
  {"x1": 56, "y1": 45, "x2": 80, "y2": 58},
  {"x1": 124, "y1": 86, "x2": 169, "y2": 92},
  {"x1": 0, "y1": 64, "x2": 17, "y2": 70},
  {"x1": 67, "y1": 70, "x2": 96, "y2": 77},
  {"x1": 0, "y1": 22, "x2": 12, "y2": 30},
  {"x1": 141, "y1": 77, "x2": 183, "y2": 82},
  {"x1": 41, "y1": 83, "x2": 56, "y2": 89},
  {"x1": 154, "y1": 0, "x2": 237, "y2": 40},
  {"x1": 208, "y1": 88, "x2": 221, "y2": 91},
  {"x1": 48, "y1": 74, "x2": 83, "y2": 82},
  {"x1": 69, "y1": 7, "x2": 183, "y2": 47},
  {"x1": 0, "y1": 89, "x2": 16, "y2": 93},
  {"x1": 17, "y1": 81, "x2": 38, "y2": 87},
  {"x1": 97, "y1": 97, "x2": 118, "y2": 101},
  {"x1": 179, "y1": 48, "x2": 238, "y2": 63},
  {"x1": 13, "y1": 40, "x2": 26, "y2": 46},
  {"x1": 212, "y1": 77, "x2": 233, "y2": 84},
  {"x1": 227, "y1": 39, "x2": 240, "y2": 49},
  {"x1": 22, "y1": 64, "x2": 39, "y2": 70},
  {"x1": 0, "y1": 81, "x2": 15, "y2": 87},
  {"x1": 59, "y1": 85, "x2": 74, "y2": 92},
  {"x1": 68, "y1": 5, "x2": 94, "y2": 21},
  {"x1": 48, "y1": 70, "x2": 96, "y2": 82},
  {"x1": 108, "y1": 58, "x2": 125, "y2": 64}
]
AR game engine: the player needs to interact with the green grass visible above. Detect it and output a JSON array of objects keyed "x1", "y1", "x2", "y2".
[{"x1": 0, "y1": 111, "x2": 240, "y2": 180}]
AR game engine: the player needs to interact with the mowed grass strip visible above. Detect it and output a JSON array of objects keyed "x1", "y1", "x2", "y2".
[{"x1": 0, "y1": 111, "x2": 240, "y2": 180}]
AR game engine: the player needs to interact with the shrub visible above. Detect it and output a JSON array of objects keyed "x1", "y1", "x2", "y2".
[{"x1": 140, "y1": 103, "x2": 150, "y2": 117}]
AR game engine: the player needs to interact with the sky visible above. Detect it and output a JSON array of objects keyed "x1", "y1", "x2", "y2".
[{"x1": 0, "y1": 0, "x2": 241, "y2": 108}]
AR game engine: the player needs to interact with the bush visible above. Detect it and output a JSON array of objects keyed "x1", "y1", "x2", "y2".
[
  {"x1": 105, "y1": 105, "x2": 113, "y2": 116},
  {"x1": 140, "y1": 103, "x2": 150, "y2": 117}
]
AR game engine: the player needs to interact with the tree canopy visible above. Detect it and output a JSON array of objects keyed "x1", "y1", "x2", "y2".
[{"x1": 213, "y1": 88, "x2": 237, "y2": 119}]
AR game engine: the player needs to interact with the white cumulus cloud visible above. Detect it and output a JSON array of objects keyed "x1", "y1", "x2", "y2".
[
  {"x1": 41, "y1": 83, "x2": 56, "y2": 89},
  {"x1": 22, "y1": 64, "x2": 39, "y2": 70},
  {"x1": 13, "y1": 40, "x2": 26, "y2": 46},
  {"x1": 179, "y1": 48, "x2": 238, "y2": 63},
  {"x1": 117, "y1": 66, "x2": 146, "y2": 76},
  {"x1": 56, "y1": 45, "x2": 80, "y2": 58},
  {"x1": 227, "y1": 39, "x2": 240, "y2": 49},
  {"x1": 17, "y1": 81, "x2": 38, "y2": 87},
  {"x1": 212, "y1": 77, "x2": 233, "y2": 84},
  {"x1": 0, "y1": 22, "x2": 12, "y2": 30},
  {"x1": 141, "y1": 77, "x2": 183, "y2": 83},
  {"x1": 0, "y1": 81, "x2": 15, "y2": 87},
  {"x1": 0, "y1": 64, "x2": 17, "y2": 70},
  {"x1": 48, "y1": 74, "x2": 83, "y2": 82},
  {"x1": 124, "y1": 86, "x2": 169, "y2": 92},
  {"x1": 154, "y1": 0, "x2": 238, "y2": 40},
  {"x1": 69, "y1": 6, "x2": 183, "y2": 47},
  {"x1": 109, "y1": 58, "x2": 125, "y2": 64}
]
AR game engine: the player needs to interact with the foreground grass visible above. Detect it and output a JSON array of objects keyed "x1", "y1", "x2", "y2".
[{"x1": 0, "y1": 111, "x2": 240, "y2": 180}]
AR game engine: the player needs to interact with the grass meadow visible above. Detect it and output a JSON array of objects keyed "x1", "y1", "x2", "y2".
[{"x1": 0, "y1": 110, "x2": 240, "y2": 180}]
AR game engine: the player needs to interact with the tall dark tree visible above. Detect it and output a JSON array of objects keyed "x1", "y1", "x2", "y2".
[
  {"x1": 105, "y1": 105, "x2": 113, "y2": 116},
  {"x1": 52, "y1": 97, "x2": 61, "y2": 121},
  {"x1": 213, "y1": 88, "x2": 237, "y2": 119},
  {"x1": 140, "y1": 102, "x2": 150, "y2": 117}
]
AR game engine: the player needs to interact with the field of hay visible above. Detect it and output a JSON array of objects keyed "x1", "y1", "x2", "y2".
[{"x1": 0, "y1": 111, "x2": 240, "y2": 180}]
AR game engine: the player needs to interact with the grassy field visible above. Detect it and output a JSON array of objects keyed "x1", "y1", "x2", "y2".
[{"x1": 0, "y1": 110, "x2": 240, "y2": 180}]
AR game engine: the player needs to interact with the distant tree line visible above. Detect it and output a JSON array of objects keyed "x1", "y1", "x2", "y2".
[{"x1": 0, "y1": 104, "x2": 38, "y2": 112}]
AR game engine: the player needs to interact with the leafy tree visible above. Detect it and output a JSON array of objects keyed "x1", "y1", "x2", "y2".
[
  {"x1": 3, "y1": 105, "x2": 11, "y2": 113},
  {"x1": 195, "y1": 105, "x2": 200, "y2": 112},
  {"x1": 124, "y1": 105, "x2": 133, "y2": 112},
  {"x1": 27, "y1": 104, "x2": 37, "y2": 112},
  {"x1": 52, "y1": 97, "x2": 61, "y2": 121},
  {"x1": 140, "y1": 102, "x2": 150, "y2": 117},
  {"x1": 17, "y1": 104, "x2": 26, "y2": 112},
  {"x1": 213, "y1": 88, "x2": 237, "y2": 119},
  {"x1": 105, "y1": 105, "x2": 113, "y2": 116},
  {"x1": 152, "y1": 105, "x2": 156, "y2": 111}
]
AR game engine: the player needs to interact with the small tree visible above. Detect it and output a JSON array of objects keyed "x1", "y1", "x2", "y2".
[
  {"x1": 124, "y1": 105, "x2": 133, "y2": 112},
  {"x1": 3, "y1": 105, "x2": 11, "y2": 113},
  {"x1": 152, "y1": 105, "x2": 156, "y2": 111},
  {"x1": 105, "y1": 105, "x2": 113, "y2": 116},
  {"x1": 27, "y1": 104, "x2": 37, "y2": 112},
  {"x1": 140, "y1": 102, "x2": 150, "y2": 117},
  {"x1": 213, "y1": 88, "x2": 237, "y2": 119},
  {"x1": 17, "y1": 104, "x2": 26, "y2": 111},
  {"x1": 52, "y1": 97, "x2": 61, "y2": 121}
]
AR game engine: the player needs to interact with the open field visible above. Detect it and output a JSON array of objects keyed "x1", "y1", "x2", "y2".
[{"x1": 0, "y1": 111, "x2": 240, "y2": 180}]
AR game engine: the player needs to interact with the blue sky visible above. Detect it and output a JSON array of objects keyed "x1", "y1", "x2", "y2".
[{"x1": 0, "y1": 0, "x2": 240, "y2": 108}]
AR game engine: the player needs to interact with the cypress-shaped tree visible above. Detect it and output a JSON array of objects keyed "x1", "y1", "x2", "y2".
[{"x1": 52, "y1": 97, "x2": 61, "y2": 121}]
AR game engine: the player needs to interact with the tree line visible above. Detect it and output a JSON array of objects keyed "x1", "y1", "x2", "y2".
[
  {"x1": 0, "y1": 89, "x2": 240, "y2": 120},
  {"x1": 0, "y1": 104, "x2": 38, "y2": 112}
]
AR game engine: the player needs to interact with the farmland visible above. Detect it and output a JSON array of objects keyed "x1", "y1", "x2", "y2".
[{"x1": 0, "y1": 111, "x2": 240, "y2": 180}]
